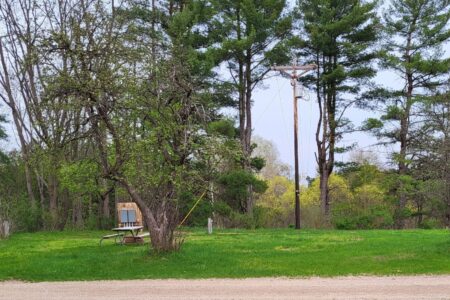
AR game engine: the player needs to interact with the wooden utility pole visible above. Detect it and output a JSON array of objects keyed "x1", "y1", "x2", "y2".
[{"x1": 271, "y1": 62, "x2": 317, "y2": 229}]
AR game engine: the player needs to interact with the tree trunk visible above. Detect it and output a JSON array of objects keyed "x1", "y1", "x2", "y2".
[
  {"x1": 145, "y1": 213, "x2": 177, "y2": 252},
  {"x1": 235, "y1": 6, "x2": 255, "y2": 215},
  {"x1": 395, "y1": 108, "x2": 409, "y2": 229},
  {"x1": 48, "y1": 174, "x2": 59, "y2": 228},
  {"x1": 316, "y1": 54, "x2": 332, "y2": 223},
  {"x1": 0, "y1": 39, "x2": 35, "y2": 207},
  {"x1": 101, "y1": 179, "x2": 111, "y2": 221},
  {"x1": 35, "y1": 169, "x2": 46, "y2": 207},
  {"x1": 243, "y1": 49, "x2": 254, "y2": 215},
  {"x1": 395, "y1": 28, "x2": 414, "y2": 229},
  {"x1": 119, "y1": 180, "x2": 179, "y2": 252},
  {"x1": 319, "y1": 170, "x2": 330, "y2": 222},
  {"x1": 72, "y1": 197, "x2": 84, "y2": 229},
  {"x1": 103, "y1": 193, "x2": 110, "y2": 220},
  {"x1": 444, "y1": 134, "x2": 450, "y2": 228}
]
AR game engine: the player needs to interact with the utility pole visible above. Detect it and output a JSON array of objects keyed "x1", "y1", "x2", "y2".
[{"x1": 271, "y1": 62, "x2": 317, "y2": 229}]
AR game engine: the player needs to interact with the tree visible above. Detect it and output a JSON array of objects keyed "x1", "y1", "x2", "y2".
[
  {"x1": 363, "y1": 0, "x2": 450, "y2": 228},
  {"x1": 0, "y1": 0, "x2": 38, "y2": 208},
  {"x1": 410, "y1": 87, "x2": 450, "y2": 227},
  {"x1": 256, "y1": 175, "x2": 294, "y2": 227},
  {"x1": 301, "y1": 174, "x2": 353, "y2": 228},
  {"x1": 0, "y1": 0, "x2": 110, "y2": 229},
  {"x1": 58, "y1": 0, "x2": 227, "y2": 251},
  {"x1": 252, "y1": 136, "x2": 291, "y2": 179},
  {"x1": 214, "y1": 0, "x2": 292, "y2": 214},
  {"x1": 296, "y1": 0, "x2": 379, "y2": 222}
]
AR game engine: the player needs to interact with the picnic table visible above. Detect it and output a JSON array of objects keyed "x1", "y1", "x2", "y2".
[
  {"x1": 113, "y1": 226, "x2": 143, "y2": 244},
  {"x1": 100, "y1": 226, "x2": 149, "y2": 245}
]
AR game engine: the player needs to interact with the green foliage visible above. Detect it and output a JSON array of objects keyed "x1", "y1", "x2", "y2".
[
  {"x1": 216, "y1": 0, "x2": 293, "y2": 69},
  {"x1": 344, "y1": 163, "x2": 383, "y2": 190},
  {"x1": 296, "y1": 0, "x2": 380, "y2": 214},
  {"x1": 9, "y1": 196, "x2": 42, "y2": 232},
  {"x1": 418, "y1": 219, "x2": 442, "y2": 229},
  {"x1": 0, "y1": 154, "x2": 42, "y2": 232},
  {"x1": 289, "y1": 166, "x2": 400, "y2": 229},
  {"x1": 333, "y1": 184, "x2": 394, "y2": 229},
  {"x1": 250, "y1": 156, "x2": 265, "y2": 171},
  {"x1": 0, "y1": 111, "x2": 8, "y2": 163},
  {"x1": 297, "y1": 0, "x2": 380, "y2": 93},
  {"x1": 227, "y1": 212, "x2": 256, "y2": 229},
  {"x1": 382, "y1": 105, "x2": 404, "y2": 121},
  {"x1": 255, "y1": 176, "x2": 294, "y2": 227},
  {"x1": 178, "y1": 192, "x2": 213, "y2": 227},
  {"x1": 59, "y1": 160, "x2": 100, "y2": 195},
  {"x1": 207, "y1": 119, "x2": 237, "y2": 138},
  {"x1": 361, "y1": 118, "x2": 384, "y2": 131},
  {"x1": 0, "y1": 111, "x2": 7, "y2": 141},
  {"x1": 218, "y1": 170, "x2": 268, "y2": 212}
]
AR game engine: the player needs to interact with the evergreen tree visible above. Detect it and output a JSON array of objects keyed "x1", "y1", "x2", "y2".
[
  {"x1": 213, "y1": 0, "x2": 292, "y2": 214},
  {"x1": 410, "y1": 87, "x2": 450, "y2": 227},
  {"x1": 297, "y1": 0, "x2": 379, "y2": 221},
  {"x1": 363, "y1": 0, "x2": 450, "y2": 228}
]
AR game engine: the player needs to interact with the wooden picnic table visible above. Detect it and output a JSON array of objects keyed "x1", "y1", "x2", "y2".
[
  {"x1": 100, "y1": 226, "x2": 150, "y2": 246},
  {"x1": 112, "y1": 226, "x2": 144, "y2": 244}
]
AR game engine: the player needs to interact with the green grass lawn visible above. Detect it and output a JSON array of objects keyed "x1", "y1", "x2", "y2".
[{"x1": 0, "y1": 229, "x2": 449, "y2": 281}]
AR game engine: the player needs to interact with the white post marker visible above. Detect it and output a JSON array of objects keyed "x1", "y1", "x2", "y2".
[{"x1": 207, "y1": 218, "x2": 213, "y2": 234}]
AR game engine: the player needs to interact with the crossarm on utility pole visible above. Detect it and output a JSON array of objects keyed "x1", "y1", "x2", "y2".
[{"x1": 271, "y1": 64, "x2": 317, "y2": 72}]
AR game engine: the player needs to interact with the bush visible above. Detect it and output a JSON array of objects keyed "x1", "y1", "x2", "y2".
[
  {"x1": 227, "y1": 211, "x2": 255, "y2": 229},
  {"x1": 11, "y1": 197, "x2": 42, "y2": 232},
  {"x1": 332, "y1": 204, "x2": 394, "y2": 229},
  {"x1": 419, "y1": 218, "x2": 442, "y2": 229},
  {"x1": 218, "y1": 170, "x2": 268, "y2": 212},
  {"x1": 253, "y1": 206, "x2": 285, "y2": 228},
  {"x1": 178, "y1": 192, "x2": 213, "y2": 227}
]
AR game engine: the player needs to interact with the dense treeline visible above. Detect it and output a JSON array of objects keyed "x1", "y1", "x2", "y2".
[{"x1": 0, "y1": 0, "x2": 449, "y2": 250}]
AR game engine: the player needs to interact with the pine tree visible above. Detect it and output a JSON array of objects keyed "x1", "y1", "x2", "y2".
[
  {"x1": 213, "y1": 0, "x2": 292, "y2": 214},
  {"x1": 364, "y1": 0, "x2": 450, "y2": 228},
  {"x1": 297, "y1": 0, "x2": 379, "y2": 222},
  {"x1": 409, "y1": 87, "x2": 450, "y2": 227}
]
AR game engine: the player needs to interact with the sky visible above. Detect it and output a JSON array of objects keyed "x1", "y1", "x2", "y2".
[{"x1": 250, "y1": 64, "x2": 448, "y2": 180}]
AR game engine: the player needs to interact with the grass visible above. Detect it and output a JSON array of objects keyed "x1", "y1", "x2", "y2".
[{"x1": 0, "y1": 228, "x2": 450, "y2": 281}]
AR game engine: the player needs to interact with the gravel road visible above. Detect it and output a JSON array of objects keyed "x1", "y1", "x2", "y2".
[{"x1": 1, "y1": 276, "x2": 450, "y2": 300}]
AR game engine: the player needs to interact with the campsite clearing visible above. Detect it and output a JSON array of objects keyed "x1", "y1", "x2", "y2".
[{"x1": 0, "y1": 229, "x2": 449, "y2": 281}]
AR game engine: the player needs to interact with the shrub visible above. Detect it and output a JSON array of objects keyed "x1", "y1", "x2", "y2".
[
  {"x1": 419, "y1": 218, "x2": 442, "y2": 229},
  {"x1": 10, "y1": 196, "x2": 42, "y2": 232}
]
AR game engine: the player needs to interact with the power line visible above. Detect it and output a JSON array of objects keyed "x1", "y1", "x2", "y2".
[{"x1": 271, "y1": 62, "x2": 317, "y2": 230}]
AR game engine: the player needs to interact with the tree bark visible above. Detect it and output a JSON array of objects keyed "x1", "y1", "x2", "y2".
[
  {"x1": 395, "y1": 28, "x2": 414, "y2": 229},
  {"x1": 119, "y1": 179, "x2": 179, "y2": 252},
  {"x1": 0, "y1": 38, "x2": 36, "y2": 207}
]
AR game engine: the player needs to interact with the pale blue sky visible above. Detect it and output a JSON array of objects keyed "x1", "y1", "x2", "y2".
[{"x1": 251, "y1": 64, "x2": 448, "y2": 179}]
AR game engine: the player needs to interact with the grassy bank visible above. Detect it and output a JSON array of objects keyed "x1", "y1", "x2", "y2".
[{"x1": 0, "y1": 229, "x2": 449, "y2": 281}]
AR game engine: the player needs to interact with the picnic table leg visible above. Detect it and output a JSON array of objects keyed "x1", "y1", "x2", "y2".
[{"x1": 115, "y1": 234, "x2": 124, "y2": 245}]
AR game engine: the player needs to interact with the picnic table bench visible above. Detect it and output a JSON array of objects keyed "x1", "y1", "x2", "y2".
[
  {"x1": 99, "y1": 233, "x2": 124, "y2": 246},
  {"x1": 100, "y1": 226, "x2": 150, "y2": 246},
  {"x1": 137, "y1": 232, "x2": 150, "y2": 238}
]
